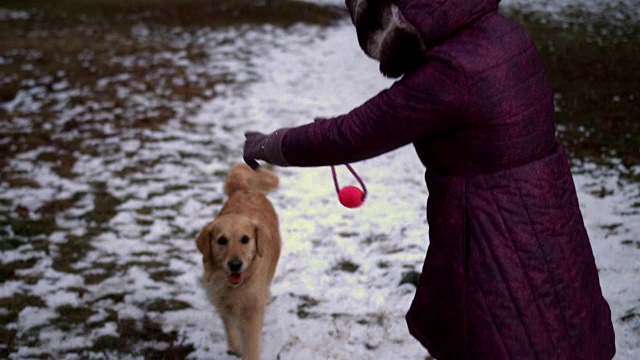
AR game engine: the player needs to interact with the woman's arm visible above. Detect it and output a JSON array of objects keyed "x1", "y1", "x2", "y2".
[{"x1": 244, "y1": 58, "x2": 467, "y2": 167}]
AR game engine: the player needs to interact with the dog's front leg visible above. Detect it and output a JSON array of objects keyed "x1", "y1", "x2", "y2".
[
  {"x1": 222, "y1": 314, "x2": 243, "y2": 356},
  {"x1": 241, "y1": 305, "x2": 265, "y2": 360}
]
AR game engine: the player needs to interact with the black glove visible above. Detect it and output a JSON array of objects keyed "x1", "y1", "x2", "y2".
[{"x1": 243, "y1": 128, "x2": 290, "y2": 169}]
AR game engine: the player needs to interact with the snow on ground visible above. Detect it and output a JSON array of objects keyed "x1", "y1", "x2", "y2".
[
  {"x1": 572, "y1": 165, "x2": 640, "y2": 360},
  {"x1": 1, "y1": 0, "x2": 639, "y2": 359}
]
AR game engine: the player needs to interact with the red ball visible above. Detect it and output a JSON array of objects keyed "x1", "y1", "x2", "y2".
[{"x1": 338, "y1": 186, "x2": 365, "y2": 208}]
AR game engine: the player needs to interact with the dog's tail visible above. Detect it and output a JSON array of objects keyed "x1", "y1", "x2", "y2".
[{"x1": 224, "y1": 163, "x2": 279, "y2": 196}]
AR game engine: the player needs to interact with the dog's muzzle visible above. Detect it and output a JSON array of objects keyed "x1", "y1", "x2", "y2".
[
  {"x1": 227, "y1": 258, "x2": 244, "y2": 286},
  {"x1": 227, "y1": 258, "x2": 243, "y2": 273}
]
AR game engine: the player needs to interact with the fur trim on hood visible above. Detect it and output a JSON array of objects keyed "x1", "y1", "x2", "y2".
[{"x1": 346, "y1": 0, "x2": 425, "y2": 78}]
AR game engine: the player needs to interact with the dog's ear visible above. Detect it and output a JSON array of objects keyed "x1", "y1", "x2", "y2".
[
  {"x1": 253, "y1": 220, "x2": 269, "y2": 257},
  {"x1": 196, "y1": 225, "x2": 211, "y2": 262}
]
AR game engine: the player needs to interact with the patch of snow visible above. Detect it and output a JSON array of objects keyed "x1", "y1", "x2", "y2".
[{"x1": 0, "y1": 9, "x2": 30, "y2": 21}]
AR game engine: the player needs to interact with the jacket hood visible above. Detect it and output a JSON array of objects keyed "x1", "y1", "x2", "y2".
[
  {"x1": 395, "y1": 0, "x2": 500, "y2": 45},
  {"x1": 346, "y1": 0, "x2": 499, "y2": 78}
]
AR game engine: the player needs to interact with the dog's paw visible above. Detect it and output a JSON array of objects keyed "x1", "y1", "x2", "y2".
[{"x1": 227, "y1": 349, "x2": 242, "y2": 358}]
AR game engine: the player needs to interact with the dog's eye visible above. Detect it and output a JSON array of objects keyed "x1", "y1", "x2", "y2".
[
  {"x1": 217, "y1": 237, "x2": 228, "y2": 246},
  {"x1": 240, "y1": 235, "x2": 250, "y2": 244}
]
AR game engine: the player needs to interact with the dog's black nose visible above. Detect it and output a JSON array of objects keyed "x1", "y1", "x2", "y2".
[{"x1": 228, "y1": 258, "x2": 243, "y2": 273}]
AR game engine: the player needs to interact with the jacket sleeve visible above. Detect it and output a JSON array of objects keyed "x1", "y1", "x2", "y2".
[{"x1": 281, "y1": 58, "x2": 468, "y2": 167}]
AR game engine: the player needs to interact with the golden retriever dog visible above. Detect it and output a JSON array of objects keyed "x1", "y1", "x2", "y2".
[{"x1": 197, "y1": 163, "x2": 281, "y2": 360}]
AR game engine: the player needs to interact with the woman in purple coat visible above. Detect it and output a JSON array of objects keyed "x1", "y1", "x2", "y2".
[{"x1": 243, "y1": 0, "x2": 615, "y2": 358}]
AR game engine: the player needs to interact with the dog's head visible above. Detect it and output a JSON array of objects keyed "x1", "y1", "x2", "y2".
[{"x1": 196, "y1": 214, "x2": 269, "y2": 286}]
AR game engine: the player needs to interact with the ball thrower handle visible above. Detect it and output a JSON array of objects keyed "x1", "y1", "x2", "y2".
[{"x1": 331, "y1": 164, "x2": 368, "y2": 199}]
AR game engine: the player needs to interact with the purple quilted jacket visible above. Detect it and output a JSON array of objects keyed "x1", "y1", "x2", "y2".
[{"x1": 279, "y1": 0, "x2": 616, "y2": 358}]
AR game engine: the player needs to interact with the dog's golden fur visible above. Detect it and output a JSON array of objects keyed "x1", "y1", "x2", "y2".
[{"x1": 197, "y1": 163, "x2": 280, "y2": 360}]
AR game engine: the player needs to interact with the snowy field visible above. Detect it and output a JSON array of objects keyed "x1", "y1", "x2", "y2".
[{"x1": 1, "y1": 0, "x2": 639, "y2": 359}]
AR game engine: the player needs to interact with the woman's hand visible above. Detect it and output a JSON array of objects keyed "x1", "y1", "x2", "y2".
[{"x1": 243, "y1": 129, "x2": 290, "y2": 169}]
